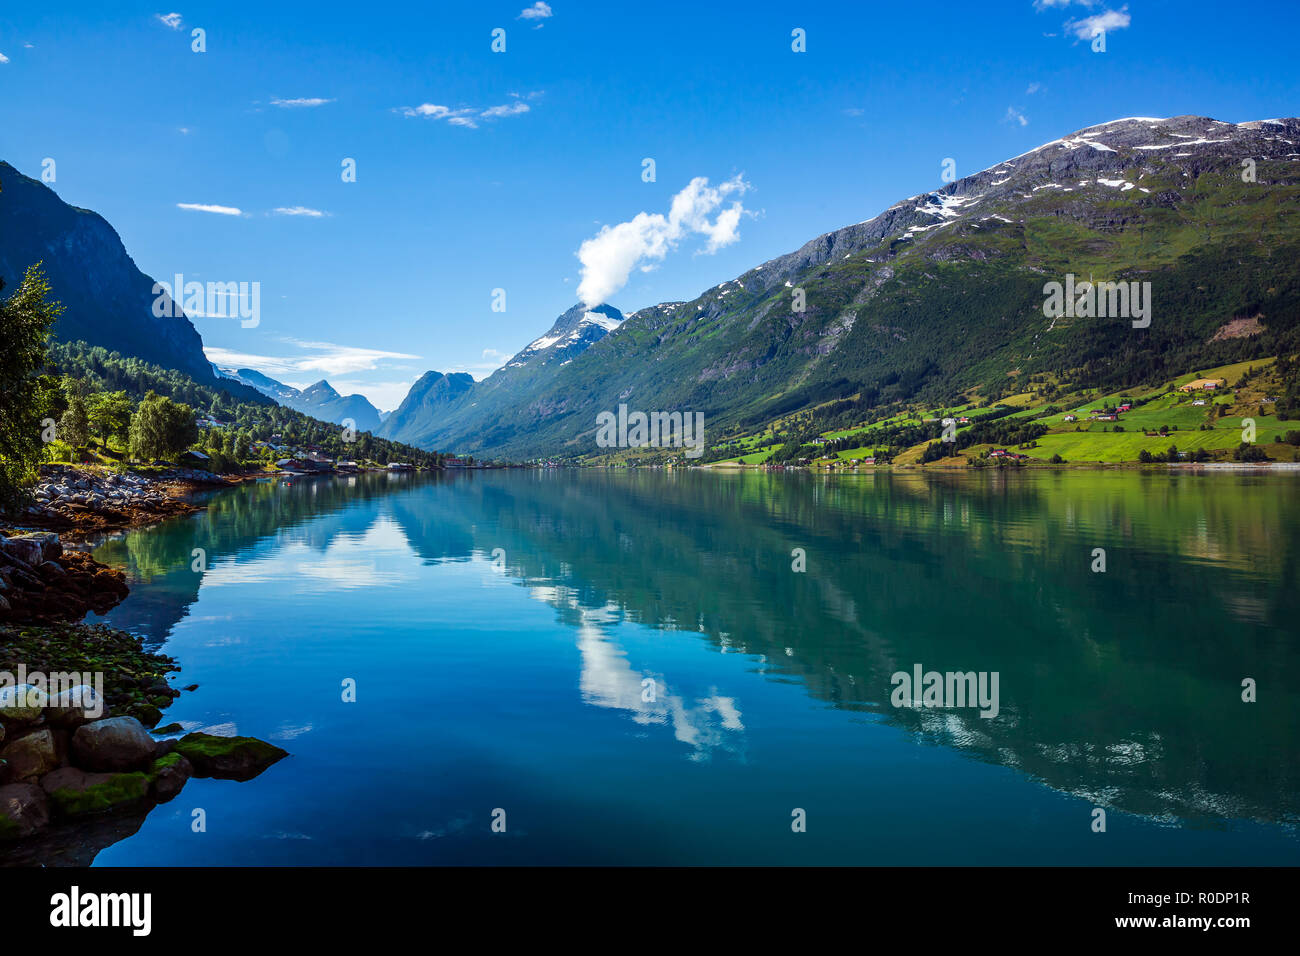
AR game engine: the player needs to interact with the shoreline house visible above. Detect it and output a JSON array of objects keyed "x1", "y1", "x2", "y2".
[{"x1": 276, "y1": 456, "x2": 333, "y2": 474}]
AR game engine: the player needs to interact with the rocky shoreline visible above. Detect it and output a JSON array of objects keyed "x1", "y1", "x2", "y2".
[
  {"x1": 14, "y1": 465, "x2": 234, "y2": 536},
  {"x1": 0, "y1": 532, "x2": 129, "y2": 623},
  {"x1": 0, "y1": 621, "x2": 289, "y2": 854},
  {"x1": 0, "y1": 471, "x2": 290, "y2": 861},
  {"x1": 0, "y1": 677, "x2": 287, "y2": 847}
]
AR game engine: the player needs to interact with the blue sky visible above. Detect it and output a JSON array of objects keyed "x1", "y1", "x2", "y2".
[{"x1": 2, "y1": 1, "x2": 1297, "y2": 410}]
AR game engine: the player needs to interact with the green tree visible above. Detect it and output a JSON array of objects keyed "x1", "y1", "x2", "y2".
[
  {"x1": 0, "y1": 264, "x2": 63, "y2": 512},
  {"x1": 88, "y1": 391, "x2": 133, "y2": 449},
  {"x1": 59, "y1": 377, "x2": 92, "y2": 450},
  {"x1": 130, "y1": 392, "x2": 199, "y2": 461}
]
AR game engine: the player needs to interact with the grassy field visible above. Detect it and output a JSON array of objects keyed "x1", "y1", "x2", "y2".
[{"x1": 708, "y1": 355, "x2": 1297, "y2": 467}]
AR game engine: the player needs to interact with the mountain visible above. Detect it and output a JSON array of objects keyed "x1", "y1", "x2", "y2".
[
  {"x1": 379, "y1": 303, "x2": 623, "y2": 449},
  {"x1": 377, "y1": 371, "x2": 475, "y2": 448},
  {"x1": 387, "y1": 115, "x2": 1300, "y2": 459},
  {"x1": 215, "y1": 366, "x2": 300, "y2": 405},
  {"x1": 216, "y1": 366, "x2": 383, "y2": 432},
  {"x1": 0, "y1": 160, "x2": 217, "y2": 383}
]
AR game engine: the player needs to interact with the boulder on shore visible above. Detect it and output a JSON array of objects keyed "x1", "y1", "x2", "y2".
[
  {"x1": 47, "y1": 684, "x2": 106, "y2": 728},
  {"x1": 174, "y1": 732, "x2": 288, "y2": 781},
  {"x1": 0, "y1": 683, "x2": 48, "y2": 724},
  {"x1": 0, "y1": 782, "x2": 51, "y2": 840},
  {"x1": 39, "y1": 766, "x2": 151, "y2": 817},
  {"x1": 0, "y1": 728, "x2": 67, "y2": 783},
  {"x1": 70, "y1": 716, "x2": 158, "y2": 772},
  {"x1": 0, "y1": 533, "x2": 60, "y2": 567},
  {"x1": 148, "y1": 752, "x2": 193, "y2": 802}
]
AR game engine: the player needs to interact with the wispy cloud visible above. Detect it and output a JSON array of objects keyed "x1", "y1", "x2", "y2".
[
  {"x1": 396, "y1": 92, "x2": 540, "y2": 129},
  {"x1": 481, "y1": 101, "x2": 530, "y2": 119},
  {"x1": 1026, "y1": 81, "x2": 1043, "y2": 94},
  {"x1": 205, "y1": 340, "x2": 421, "y2": 379},
  {"x1": 0, "y1": 53, "x2": 9, "y2": 64},
  {"x1": 271, "y1": 97, "x2": 335, "y2": 108},
  {"x1": 177, "y1": 202, "x2": 243, "y2": 216},
  {"x1": 1065, "y1": 6, "x2": 1130, "y2": 39},
  {"x1": 273, "y1": 206, "x2": 328, "y2": 217},
  {"x1": 466, "y1": 348, "x2": 513, "y2": 375},
  {"x1": 518, "y1": 2, "x2": 553, "y2": 24},
  {"x1": 576, "y1": 174, "x2": 751, "y2": 307},
  {"x1": 1004, "y1": 106, "x2": 1029, "y2": 127},
  {"x1": 155, "y1": 12, "x2": 183, "y2": 30}
]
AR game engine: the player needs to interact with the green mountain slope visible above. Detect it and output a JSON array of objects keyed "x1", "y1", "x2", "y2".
[
  {"x1": 395, "y1": 115, "x2": 1300, "y2": 459},
  {"x1": 379, "y1": 302, "x2": 622, "y2": 448},
  {"x1": 0, "y1": 161, "x2": 217, "y2": 384}
]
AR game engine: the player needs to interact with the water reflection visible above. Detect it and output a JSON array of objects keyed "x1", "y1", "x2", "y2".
[{"x1": 88, "y1": 469, "x2": 1299, "y2": 838}]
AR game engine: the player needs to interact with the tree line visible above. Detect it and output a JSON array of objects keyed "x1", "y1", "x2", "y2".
[{"x1": 1, "y1": 264, "x2": 447, "y2": 514}]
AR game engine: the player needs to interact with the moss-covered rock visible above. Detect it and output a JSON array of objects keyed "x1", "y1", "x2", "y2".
[
  {"x1": 131, "y1": 703, "x2": 163, "y2": 728},
  {"x1": 174, "y1": 733, "x2": 287, "y2": 781},
  {"x1": 147, "y1": 752, "x2": 192, "y2": 802},
  {"x1": 39, "y1": 767, "x2": 150, "y2": 817},
  {"x1": 0, "y1": 683, "x2": 48, "y2": 723}
]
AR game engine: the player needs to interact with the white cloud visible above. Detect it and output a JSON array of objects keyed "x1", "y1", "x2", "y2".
[
  {"x1": 1065, "y1": 7, "x2": 1130, "y2": 39},
  {"x1": 177, "y1": 202, "x2": 243, "y2": 216},
  {"x1": 273, "y1": 206, "x2": 328, "y2": 217},
  {"x1": 576, "y1": 175, "x2": 751, "y2": 307},
  {"x1": 205, "y1": 340, "x2": 421, "y2": 380},
  {"x1": 1033, "y1": 0, "x2": 1094, "y2": 9},
  {"x1": 0, "y1": 53, "x2": 9, "y2": 64},
  {"x1": 1004, "y1": 106, "x2": 1029, "y2": 127},
  {"x1": 518, "y1": 2, "x2": 553, "y2": 20},
  {"x1": 1026, "y1": 82, "x2": 1042, "y2": 94},
  {"x1": 396, "y1": 92, "x2": 540, "y2": 129},
  {"x1": 156, "y1": 12, "x2": 183, "y2": 29},
  {"x1": 481, "y1": 101, "x2": 530, "y2": 119},
  {"x1": 271, "y1": 97, "x2": 335, "y2": 108}
]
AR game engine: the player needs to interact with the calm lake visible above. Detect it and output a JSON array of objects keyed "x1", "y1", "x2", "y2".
[{"x1": 65, "y1": 469, "x2": 1300, "y2": 864}]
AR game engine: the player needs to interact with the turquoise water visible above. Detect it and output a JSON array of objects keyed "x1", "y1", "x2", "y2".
[{"x1": 68, "y1": 469, "x2": 1300, "y2": 864}]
